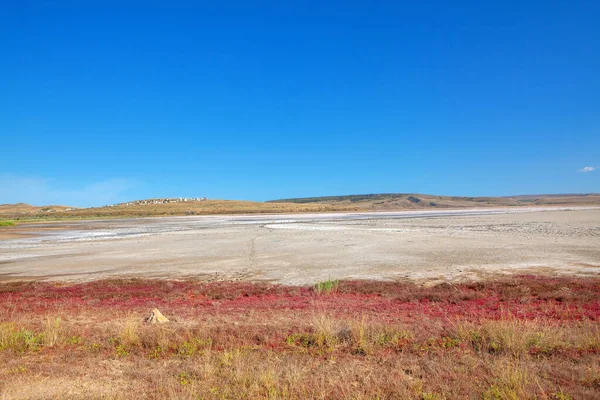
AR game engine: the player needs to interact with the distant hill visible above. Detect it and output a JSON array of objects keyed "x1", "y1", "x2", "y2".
[
  {"x1": 1, "y1": 193, "x2": 598, "y2": 221},
  {"x1": 268, "y1": 193, "x2": 600, "y2": 210},
  {"x1": 0, "y1": 199, "x2": 348, "y2": 220},
  {"x1": 0, "y1": 203, "x2": 76, "y2": 215}
]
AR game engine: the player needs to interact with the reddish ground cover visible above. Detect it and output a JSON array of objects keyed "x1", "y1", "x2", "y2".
[
  {"x1": 1, "y1": 275, "x2": 599, "y2": 399},
  {"x1": 3, "y1": 275, "x2": 599, "y2": 320}
]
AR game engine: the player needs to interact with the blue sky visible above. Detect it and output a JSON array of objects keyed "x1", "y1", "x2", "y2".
[{"x1": 1, "y1": 1, "x2": 598, "y2": 206}]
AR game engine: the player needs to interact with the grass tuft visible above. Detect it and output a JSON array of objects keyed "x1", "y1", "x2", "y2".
[
  {"x1": 313, "y1": 279, "x2": 339, "y2": 295},
  {"x1": 42, "y1": 317, "x2": 62, "y2": 347}
]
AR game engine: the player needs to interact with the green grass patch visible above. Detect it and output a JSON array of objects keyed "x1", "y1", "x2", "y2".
[
  {"x1": 0, "y1": 220, "x2": 16, "y2": 227},
  {"x1": 313, "y1": 279, "x2": 339, "y2": 295},
  {"x1": 0, "y1": 323, "x2": 44, "y2": 352}
]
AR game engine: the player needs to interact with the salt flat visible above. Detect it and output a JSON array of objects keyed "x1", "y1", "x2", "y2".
[{"x1": 1, "y1": 207, "x2": 599, "y2": 283}]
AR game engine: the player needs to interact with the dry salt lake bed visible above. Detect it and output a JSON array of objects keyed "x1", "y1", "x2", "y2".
[{"x1": 1, "y1": 207, "x2": 599, "y2": 283}]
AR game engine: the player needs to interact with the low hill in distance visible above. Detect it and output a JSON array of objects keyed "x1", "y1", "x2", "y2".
[
  {"x1": 0, "y1": 203, "x2": 76, "y2": 215},
  {"x1": 1, "y1": 193, "x2": 598, "y2": 221},
  {"x1": 0, "y1": 199, "x2": 348, "y2": 220},
  {"x1": 268, "y1": 193, "x2": 600, "y2": 210}
]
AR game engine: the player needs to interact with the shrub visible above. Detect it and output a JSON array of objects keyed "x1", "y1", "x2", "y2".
[{"x1": 0, "y1": 323, "x2": 43, "y2": 352}]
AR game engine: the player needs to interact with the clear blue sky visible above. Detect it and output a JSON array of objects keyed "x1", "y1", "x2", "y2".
[{"x1": 1, "y1": 1, "x2": 598, "y2": 206}]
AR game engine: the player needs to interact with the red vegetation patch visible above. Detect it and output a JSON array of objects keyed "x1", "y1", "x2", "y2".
[{"x1": 2, "y1": 275, "x2": 599, "y2": 322}]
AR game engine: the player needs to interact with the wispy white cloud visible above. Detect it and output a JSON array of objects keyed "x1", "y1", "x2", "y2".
[
  {"x1": 577, "y1": 166, "x2": 596, "y2": 173},
  {"x1": 0, "y1": 174, "x2": 139, "y2": 207}
]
